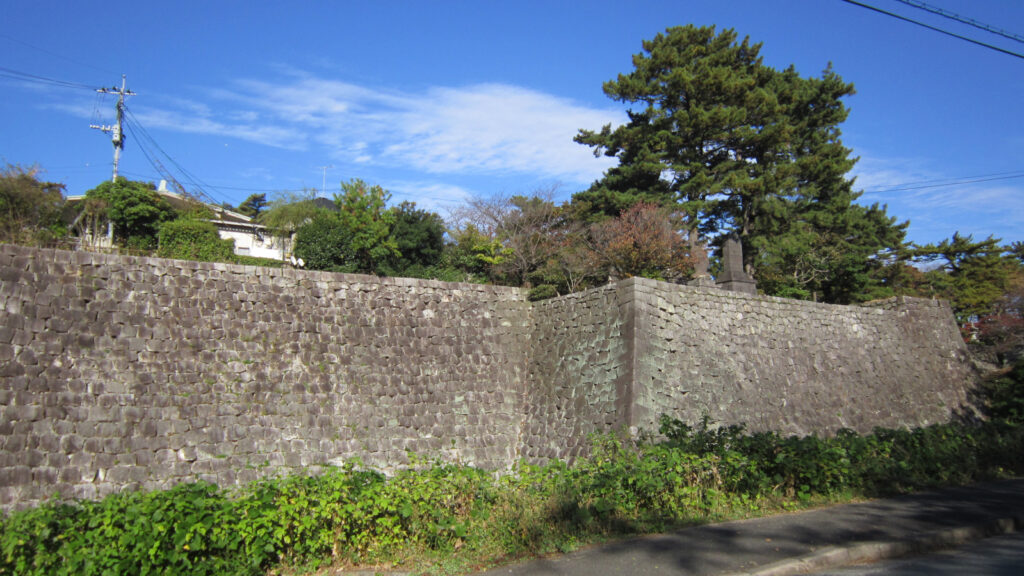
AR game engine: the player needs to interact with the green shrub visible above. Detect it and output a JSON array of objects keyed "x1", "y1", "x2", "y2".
[
  {"x1": 293, "y1": 214, "x2": 356, "y2": 272},
  {"x1": 0, "y1": 482, "x2": 267, "y2": 576},
  {"x1": 979, "y1": 360, "x2": 1024, "y2": 427},
  {"x1": 4, "y1": 415, "x2": 1024, "y2": 575},
  {"x1": 528, "y1": 284, "x2": 559, "y2": 301},
  {"x1": 231, "y1": 255, "x2": 283, "y2": 268},
  {"x1": 157, "y1": 218, "x2": 235, "y2": 263}
]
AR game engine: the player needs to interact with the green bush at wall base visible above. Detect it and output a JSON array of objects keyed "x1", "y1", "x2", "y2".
[{"x1": 3, "y1": 410, "x2": 1024, "y2": 575}]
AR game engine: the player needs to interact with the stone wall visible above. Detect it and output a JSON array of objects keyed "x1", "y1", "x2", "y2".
[
  {"x1": 627, "y1": 277, "x2": 973, "y2": 436},
  {"x1": 523, "y1": 282, "x2": 630, "y2": 463},
  {"x1": 0, "y1": 245, "x2": 532, "y2": 509},
  {"x1": 0, "y1": 245, "x2": 975, "y2": 511}
]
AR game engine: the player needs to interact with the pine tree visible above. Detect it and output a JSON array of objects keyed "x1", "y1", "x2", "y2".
[{"x1": 575, "y1": 25, "x2": 906, "y2": 302}]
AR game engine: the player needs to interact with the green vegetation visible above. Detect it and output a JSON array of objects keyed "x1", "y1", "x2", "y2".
[
  {"x1": 291, "y1": 212, "x2": 354, "y2": 272},
  {"x1": 256, "y1": 190, "x2": 327, "y2": 241},
  {"x1": 235, "y1": 193, "x2": 268, "y2": 219},
  {"x1": 4, "y1": 366, "x2": 1023, "y2": 575},
  {"x1": 0, "y1": 164, "x2": 67, "y2": 246},
  {"x1": 82, "y1": 178, "x2": 175, "y2": 251},
  {"x1": 156, "y1": 217, "x2": 235, "y2": 263},
  {"x1": 5, "y1": 25, "x2": 1021, "y2": 347},
  {"x1": 574, "y1": 24, "x2": 907, "y2": 303},
  {"x1": 287, "y1": 179, "x2": 471, "y2": 282},
  {"x1": 381, "y1": 201, "x2": 447, "y2": 277}
]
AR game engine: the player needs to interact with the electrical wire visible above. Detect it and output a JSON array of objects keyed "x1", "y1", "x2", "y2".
[
  {"x1": 122, "y1": 106, "x2": 231, "y2": 207},
  {"x1": 838, "y1": 0, "x2": 1024, "y2": 61},
  {"x1": 0, "y1": 66, "x2": 97, "y2": 91},
  {"x1": 191, "y1": 182, "x2": 464, "y2": 204},
  {"x1": 894, "y1": 0, "x2": 1024, "y2": 45},
  {"x1": 117, "y1": 115, "x2": 462, "y2": 207},
  {"x1": 0, "y1": 33, "x2": 116, "y2": 75},
  {"x1": 864, "y1": 171, "x2": 1024, "y2": 193}
]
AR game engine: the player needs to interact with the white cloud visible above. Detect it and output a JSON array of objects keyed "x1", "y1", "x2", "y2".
[
  {"x1": 382, "y1": 179, "x2": 476, "y2": 214},
  {"x1": 127, "y1": 107, "x2": 300, "y2": 150},
  {"x1": 851, "y1": 154, "x2": 1024, "y2": 244},
  {"x1": 382, "y1": 84, "x2": 619, "y2": 182},
  {"x1": 132, "y1": 71, "x2": 622, "y2": 186}
]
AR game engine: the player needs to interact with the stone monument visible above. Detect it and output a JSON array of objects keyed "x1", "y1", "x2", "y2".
[
  {"x1": 687, "y1": 238, "x2": 716, "y2": 288},
  {"x1": 715, "y1": 233, "x2": 757, "y2": 294}
]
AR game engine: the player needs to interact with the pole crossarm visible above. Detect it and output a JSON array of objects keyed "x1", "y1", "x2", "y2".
[{"x1": 90, "y1": 74, "x2": 135, "y2": 182}]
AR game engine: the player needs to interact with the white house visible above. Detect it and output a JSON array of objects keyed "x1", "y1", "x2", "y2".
[{"x1": 67, "y1": 180, "x2": 290, "y2": 261}]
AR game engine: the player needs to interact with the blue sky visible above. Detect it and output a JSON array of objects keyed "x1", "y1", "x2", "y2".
[{"x1": 2, "y1": 0, "x2": 1022, "y2": 247}]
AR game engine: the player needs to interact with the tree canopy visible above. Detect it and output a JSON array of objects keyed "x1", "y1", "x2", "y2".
[
  {"x1": 574, "y1": 25, "x2": 907, "y2": 303},
  {"x1": 292, "y1": 179, "x2": 400, "y2": 274},
  {"x1": 383, "y1": 201, "x2": 446, "y2": 276},
  {"x1": 236, "y1": 193, "x2": 268, "y2": 218},
  {"x1": 0, "y1": 163, "x2": 66, "y2": 245},
  {"x1": 258, "y1": 190, "x2": 328, "y2": 237},
  {"x1": 83, "y1": 177, "x2": 175, "y2": 250}
]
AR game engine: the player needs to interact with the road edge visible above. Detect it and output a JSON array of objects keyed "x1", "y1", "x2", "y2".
[{"x1": 724, "y1": 515, "x2": 1024, "y2": 576}]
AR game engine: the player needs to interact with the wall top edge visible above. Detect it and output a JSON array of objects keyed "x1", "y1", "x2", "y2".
[
  {"x1": 0, "y1": 244, "x2": 528, "y2": 297},
  {"x1": 1, "y1": 244, "x2": 950, "y2": 313},
  {"x1": 617, "y1": 275, "x2": 952, "y2": 313}
]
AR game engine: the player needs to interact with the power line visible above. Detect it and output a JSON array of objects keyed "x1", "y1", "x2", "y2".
[
  {"x1": 864, "y1": 171, "x2": 1024, "y2": 193},
  {"x1": 122, "y1": 106, "x2": 230, "y2": 207},
  {"x1": 838, "y1": 0, "x2": 1024, "y2": 61},
  {"x1": 894, "y1": 0, "x2": 1024, "y2": 45},
  {"x1": 0, "y1": 65, "x2": 97, "y2": 91},
  {"x1": 0, "y1": 33, "x2": 117, "y2": 75},
  {"x1": 122, "y1": 122, "x2": 230, "y2": 209}
]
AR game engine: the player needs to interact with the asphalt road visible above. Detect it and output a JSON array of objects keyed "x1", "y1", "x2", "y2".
[
  {"x1": 806, "y1": 531, "x2": 1024, "y2": 576},
  {"x1": 473, "y1": 479, "x2": 1024, "y2": 576}
]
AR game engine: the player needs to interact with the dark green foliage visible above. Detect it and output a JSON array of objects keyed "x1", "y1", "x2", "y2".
[
  {"x1": 4, "y1": 414, "x2": 1023, "y2": 575},
  {"x1": 977, "y1": 360, "x2": 1024, "y2": 427},
  {"x1": 235, "y1": 194, "x2": 267, "y2": 218},
  {"x1": 574, "y1": 25, "x2": 907, "y2": 303},
  {"x1": 83, "y1": 178, "x2": 175, "y2": 250},
  {"x1": 528, "y1": 284, "x2": 559, "y2": 301},
  {"x1": 157, "y1": 218, "x2": 235, "y2": 263},
  {"x1": 333, "y1": 179, "x2": 398, "y2": 274},
  {"x1": 380, "y1": 201, "x2": 446, "y2": 276},
  {"x1": 655, "y1": 414, "x2": 1019, "y2": 497},
  {"x1": 910, "y1": 233, "x2": 1015, "y2": 324},
  {"x1": 293, "y1": 180, "x2": 400, "y2": 274},
  {"x1": 575, "y1": 24, "x2": 767, "y2": 226},
  {"x1": 0, "y1": 164, "x2": 66, "y2": 246},
  {"x1": 293, "y1": 213, "x2": 355, "y2": 272}
]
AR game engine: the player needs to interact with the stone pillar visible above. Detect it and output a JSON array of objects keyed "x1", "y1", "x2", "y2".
[
  {"x1": 716, "y1": 233, "x2": 757, "y2": 294},
  {"x1": 687, "y1": 238, "x2": 717, "y2": 288}
]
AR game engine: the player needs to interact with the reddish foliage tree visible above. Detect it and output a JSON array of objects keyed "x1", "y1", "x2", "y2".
[
  {"x1": 976, "y1": 272, "x2": 1024, "y2": 364},
  {"x1": 588, "y1": 202, "x2": 693, "y2": 281}
]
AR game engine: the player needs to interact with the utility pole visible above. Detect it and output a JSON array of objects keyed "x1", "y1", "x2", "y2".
[
  {"x1": 319, "y1": 164, "x2": 333, "y2": 195},
  {"x1": 91, "y1": 75, "x2": 135, "y2": 182}
]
